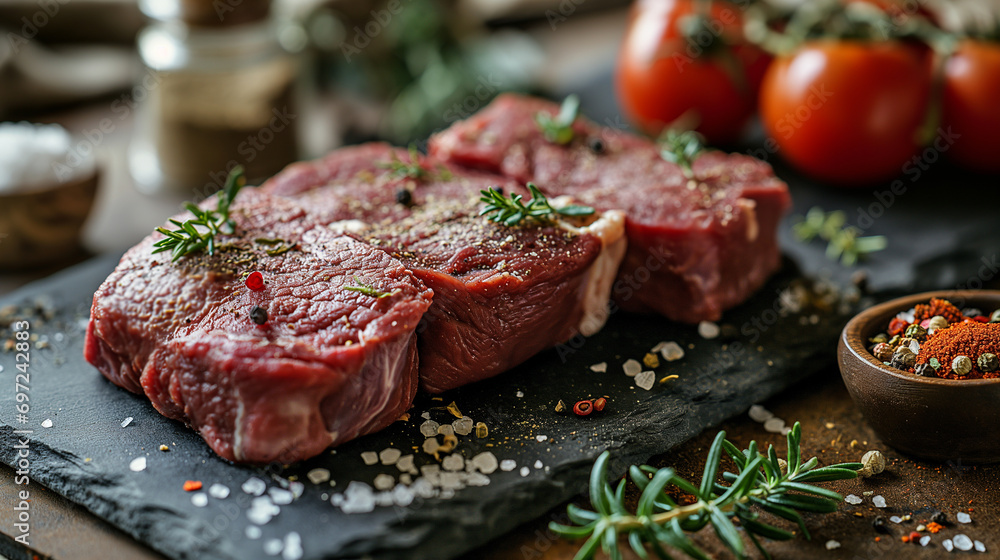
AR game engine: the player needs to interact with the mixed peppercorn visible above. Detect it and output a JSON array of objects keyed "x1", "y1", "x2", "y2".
[{"x1": 869, "y1": 298, "x2": 1000, "y2": 380}]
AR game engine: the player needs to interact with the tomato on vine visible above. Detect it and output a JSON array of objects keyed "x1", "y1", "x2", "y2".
[{"x1": 942, "y1": 39, "x2": 1000, "y2": 173}]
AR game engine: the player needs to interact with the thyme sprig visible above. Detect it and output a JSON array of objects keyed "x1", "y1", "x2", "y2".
[
  {"x1": 659, "y1": 129, "x2": 705, "y2": 179},
  {"x1": 152, "y1": 166, "x2": 246, "y2": 262},
  {"x1": 551, "y1": 423, "x2": 861, "y2": 560},
  {"x1": 535, "y1": 95, "x2": 580, "y2": 145},
  {"x1": 479, "y1": 183, "x2": 594, "y2": 227},
  {"x1": 793, "y1": 207, "x2": 887, "y2": 266},
  {"x1": 343, "y1": 276, "x2": 393, "y2": 299}
]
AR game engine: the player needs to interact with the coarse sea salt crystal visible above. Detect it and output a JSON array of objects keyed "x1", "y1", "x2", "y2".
[
  {"x1": 396, "y1": 455, "x2": 417, "y2": 474},
  {"x1": 307, "y1": 468, "x2": 330, "y2": 485},
  {"x1": 191, "y1": 492, "x2": 208, "y2": 507},
  {"x1": 361, "y1": 451, "x2": 379, "y2": 465},
  {"x1": 698, "y1": 321, "x2": 720, "y2": 339},
  {"x1": 453, "y1": 416, "x2": 474, "y2": 436},
  {"x1": 282, "y1": 532, "x2": 303, "y2": 560},
  {"x1": 957, "y1": 511, "x2": 972, "y2": 523},
  {"x1": 844, "y1": 495, "x2": 863, "y2": 505},
  {"x1": 246, "y1": 526, "x2": 262, "y2": 539},
  {"x1": 121, "y1": 417, "x2": 133, "y2": 428},
  {"x1": 242, "y1": 477, "x2": 267, "y2": 496},
  {"x1": 943, "y1": 539, "x2": 954, "y2": 552},
  {"x1": 748, "y1": 405, "x2": 773, "y2": 423},
  {"x1": 129, "y1": 457, "x2": 147, "y2": 472},
  {"x1": 872, "y1": 495, "x2": 887, "y2": 508},
  {"x1": 763, "y1": 417, "x2": 785, "y2": 433},
  {"x1": 635, "y1": 371, "x2": 655, "y2": 390},
  {"x1": 208, "y1": 483, "x2": 230, "y2": 499},
  {"x1": 41, "y1": 418, "x2": 53, "y2": 428},
  {"x1": 263, "y1": 538, "x2": 283, "y2": 555},
  {"x1": 919, "y1": 536, "x2": 931, "y2": 547},
  {"x1": 825, "y1": 540, "x2": 840, "y2": 550},
  {"x1": 659, "y1": 342, "x2": 685, "y2": 362},
  {"x1": 269, "y1": 488, "x2": 294, "y2": 505},
  {"x1": 623, "y1": 359, "x2": 642, "y2": 377},
  {"x1": 438, "y1": 424, "x2": 455, "y2": 437},
  {"x1": 500, "y1": 459, "x2": 517, "y2": 472},
  {"x1": 589, "y1": 362, "x2": 607, "y2": 373},
  {"x1": 392, "y1": 484, "x2": 415, "y2": 507},
  {"x1": 472, "y1": 452, "x2": 499, "y2": 474},
  {"x1": 374, "y1": 474, "x2": 395, "y2": 491},
  {"x1": 516, "y1": 390, "x2": 524, "y2": 398},
  {"x1": 442, "y1": 454, "x2": 465, "y2": 472},
  {"x1": 536, "y1": 435, "x2": 547, "y2": 442},
  {"x1": 340, "y1": 482, "x2": 376, "y2": 514},
  {"x1": 380, "y1": 448, "x2": 402, "y2": 465},
  {"x1": 953, "y1": 534, "x2": 973, "y2": 551},
  {"x1": 420, "y1": 420, "x2": 439, "y2": 437},
  {"x1": 975, "y1": 540, "x2": 986, "y2": 552},
  {"x1": 889, "y1": 516, "x2": 903, "y2": 524},
  {"x1": 520, "y1": 466, "x2": 530, "y2": 477},
  {"x1": 534, "y1": 460, "x2": 543, "y2": 469}
]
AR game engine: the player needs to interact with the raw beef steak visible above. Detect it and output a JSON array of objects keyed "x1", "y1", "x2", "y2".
[
  {"x1": 85, "y1": 189, "x2": 433, "y2": 463},
  {"x1": 429, "y1": 94, "x2": 791, "y2": 323},
  {"x1": 262, "y1": 143, "x2": 626, "y2": 392}
]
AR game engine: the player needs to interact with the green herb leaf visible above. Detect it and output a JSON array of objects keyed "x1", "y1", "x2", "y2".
[
  {"x1": 152, "y1": 166, "x2": 246, "y2": 262},
  {"x1": 535, "y1": 95, "x2": 580, "y2": 145},
  {"x1": 378, "y1": 145, "x2": 432, "y2": 181},
  {"x1": 659, "y1": 129, "x2": 705, "y2": 179},
  {"x1": 793, "y1": 207, "x2": 887, "y2": 266},
  {"x1": 343, "y1": 276, "x2": 393, "y2": 298},
  {"x1": 479, "y1": 183, "x2": 594, "y2": 227}
]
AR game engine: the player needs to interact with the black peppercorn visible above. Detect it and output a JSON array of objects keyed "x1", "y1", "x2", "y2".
[
  {"x1": 395, "y1": 188, "x2": 413, "y2": 206},
  {"x1": 872, "y1": 516, "x2": 891, "y2": 534},
  {"x1": 249, "y1": 305, "x2": 268, "y2": 325},
  {"x1": 588, "y1": 137, "x2": 605, "y2": 154},
  {"x1": 913, "y1": 363, "x2": 935, "y2": 377},
  {"x1": 930, "y1": 511, "x2": 947, "y2": 525}
]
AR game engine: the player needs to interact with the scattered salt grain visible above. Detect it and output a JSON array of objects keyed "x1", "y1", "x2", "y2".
[
  {"x1": 872, "y1": 495, "x2": 887, "y2": 508},
  {"x1": 975, "y1": 540, "x2": 986, "y2": 552},
  {"x1": 282, "y1": 532, "x2": 303, "y2": 560},
  {"x1": 659, "y1": 341, "x2": 685, "y2": 361},
  {"x1": 129, "y1": 457, "x2": 147, "y2": 472},
  {"x1": 247, "y1": 497, "x2": 279, "y2": 525},
  {"x1": 943, "y1": 539, "x2": 954, "y2": 552},
  {"x1": 438, "y1": 424, "x2": 455, "y2": 437},
  {"x1": 263, "y1": 539, "x2": 283, "y2": 556},
  {"x1": 471, "y1": 452, "x2": 499, "y2": 474},
  {"x1": 623, "y1": 359, "x2": 642, "y2": 377},
  {"x1": 396, "y1": 455, "x2": 417, "y2": 474},
  {"x1": 589, "y1": 362, "x2": 607, "y2": 373},
  {"x1": 392, "y1": 484, "x2": 415, "y2": 507},
  {"x1": 536, "y1": 435, "x2": 547, "y2": 442},
  {"x1": 121, "y1": 417, "x2": 133, "y2": 428},
  {"x1": 442, "y1": 454, "x2": 465, "y2": 472},
  {"x1": 191, "y1": 492, "x2": 208, "y2": 507},
  {"x1": 269, "y1": 487, "x2": 294, "y2": 505},
  {"x1": 379, "y1": 448, "x2": 402, "y2": 466},
  {"x1": 748, "y1": 405, "x2": 773, "y2": 423},
  {"x1": 889, "y1": 516, "x2": 903, "y2": 524},
  {"x1": 242, "y1": 477, "x2": 267, "y2": 496},
  {"x1": 763, "y1": 417, "x2": 786, "y2": 434},
  {"x1": 208, "y1": 483, "x2": 230, "y2": 499},
  {"x1": 340, "y1": 482, "x2": 376, "y2": 514},
  {"x1": 698, "y1": 321, "x2": 720, "y2": 339},
  {"x1": 373, "y1": 474, "x2": 395, "y2": 491},
  {"x1": 920, "y1": 536, "x2": 931, "y2": 547},
  {"x1": 635, "y1": 371, "x2": 655, "y2": 390},
  {"x1": 421, "y1": 411, "x2": 430, "y2": 420},
  {"x1": 289, "y1": 481, "x2": 304, "y2": 499},
  {"x1": 422, "y1": 438, "x2": 440, "y2": 454},
  {"x1": 953, "y1": 534, "x2": 973, "y2": 551},
  {"x1": 520, "y1": 467, "x2": 530, "y2": 477},
  {"x1": 500, "y1": 459, "x2": 517, "y2": 472},
  {"x1": 957, "y1": 512, "x2": 972, "y2": 524},
  {"x1": 307, "y1": 468, "x2": 331, "y2": 485},
  {"x1": 844, "y1": 495, "x2": 863, "y2": 505},
  {"x1": 453, "y1": 416, "x2": 474, "y2": 436},
  {"x1": 361, "y1": 451, "x2": 379, "y2": 465},
  {"x1": 516, "y1": 390, "x2": 524, "y2": 398},
  {"x1": 41, "y1": 418, "x2": 53, "y2": 428},
  {"x1": 466, "y1": 472, "x2": 491, "y2": 487},
  {"x1": 439, "y1": 472, "x2": 463, "y2": 490},
  {"x1": 825, "y1": 540, "x2": 840, "y2": 550},
  {"x1": 246, "y1": 526, "x2": 262, "y2": 540}
]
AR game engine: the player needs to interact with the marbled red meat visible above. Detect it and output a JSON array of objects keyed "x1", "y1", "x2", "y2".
[
  {"x1": 85, "y1": 190, "x2": 433, "y2": 463},
  {"x1": 429, "y1": 94, "x2": 791, "y2": 323}
]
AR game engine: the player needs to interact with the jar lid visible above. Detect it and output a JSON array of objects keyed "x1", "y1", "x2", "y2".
[{"x1": 140, "y1": 0, "x2": 272, "y2": 28}]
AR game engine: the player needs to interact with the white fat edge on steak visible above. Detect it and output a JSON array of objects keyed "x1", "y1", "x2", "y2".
[
  {"x1": 551, "y1": 196, "x2": 627, "y2": 337},
  {"x1": 738, "y1": 198, "x2": 759, "y2": 242}
]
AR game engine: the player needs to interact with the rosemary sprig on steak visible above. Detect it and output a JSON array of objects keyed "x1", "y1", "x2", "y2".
[
  {"x1": 152, "y1": 166, "x2": 246, "y2": 262},
  {"x1": 535, "y1": 94, "x2": 580, "y2": 145},
  {"x1": 659, "y1": 129, "x2": 705, "y2": 179},
  {"x1": 551, "y1": 422, "x2": 861, "y2": 560},
  {"x1": 379, "y1": 145, "x2": 431, "y2": 181},
  {"x1": 343, "y1": 276, "x2": 393, "y2": 298},
  {"x1": 479, "y1": 183, "x2": 593, "y2": 226}
]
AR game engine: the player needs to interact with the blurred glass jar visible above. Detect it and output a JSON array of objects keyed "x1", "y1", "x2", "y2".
[{"x1": 130, "y1": 0, "x2": 299, "y2": 197}]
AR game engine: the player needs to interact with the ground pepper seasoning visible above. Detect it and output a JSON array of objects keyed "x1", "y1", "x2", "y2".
[{"x1": 869, "y1": 297, "x2": 1000, "y2": 380}]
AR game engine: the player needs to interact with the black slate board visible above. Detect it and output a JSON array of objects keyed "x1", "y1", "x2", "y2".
[{"x1": 0, "y1": 250, "x2": 856, "y2": 560}]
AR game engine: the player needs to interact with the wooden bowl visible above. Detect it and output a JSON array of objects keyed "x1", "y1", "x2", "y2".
[
  {"x1": 0, "y1": 170, "x2": 99, "y2": 270},
  {"x1": 838, "y1": 290, "x2": 1000, "y2": 464}
]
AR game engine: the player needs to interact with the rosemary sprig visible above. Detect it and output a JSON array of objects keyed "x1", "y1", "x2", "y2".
[
  {"x1": 152, "y1": 166, "x2": 246, "y2": 262},
  {"x1": 343, "y1": 276, "x2": 393, "y2": 299},
  {"x1": 479, "y1": 183, "x2": 594, "y2": 227},
  {"x1": 659, "y1": 129, "x2": 705, "y2": 179},
  {"x1": 379, "y1": 145, "x2": 430, "y2": 181},
  {"x1": 793, "y1": 207, "x2": 887, "y2": 266},
  {"x1": 551, "y1": 423, "x2": 861, "y2": 560},
  {"x1": 535, "y1": 95, "x2": 580, "y2": 145}
]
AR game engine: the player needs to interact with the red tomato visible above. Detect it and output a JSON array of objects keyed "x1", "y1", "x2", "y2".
[
  {"x1": 615, "y1": 0, "x2": 772, "y2": 145},
  {"x1": 943, "y1": 40, "x2": 1000, "y2": 173},
  {"x1": 759, "y1": 40, "x2": 932, "y2": 185}
]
